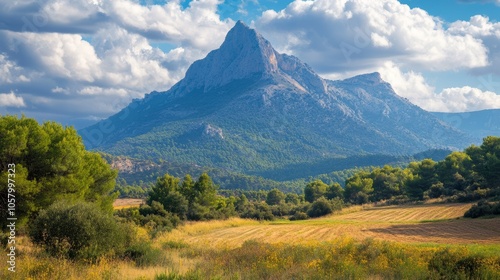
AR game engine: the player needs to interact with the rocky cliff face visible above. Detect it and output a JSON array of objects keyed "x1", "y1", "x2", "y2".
[{"x1": 110, "y1": 156, "x2": 157, "y2": 174}]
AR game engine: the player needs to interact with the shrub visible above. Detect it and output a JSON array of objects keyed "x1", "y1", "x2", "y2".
[
  {"x1": 115, "y1": 202, "x2": 182, "y2": 237},
  {"x1": 289, "y1": 211, "x2": 309, "y2": 221},
  {"x1": 124, "y1": 241, "x2": 164, "y2": 267},
  {"x1": 29, "y1": 201, "x2": 132, "y2": 260},
  {"x1": 428, "y1": 248, "x2": 486, "y2": 279},
  {"x1": 464, "y1": 200, "x2": 500, "y2": 218},
  {"x1": 240, "y1": 202, "x2": 275, "y2": 220},
  {"x1": 307, "y1": 197, "x2": 333, "y2": 218}
]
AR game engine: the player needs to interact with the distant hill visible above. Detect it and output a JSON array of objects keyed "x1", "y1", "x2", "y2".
[
  {"x1": 80, "y1": 21, "x2": 472, "y2": 180},
  {"x1": 106, "y1": 148, "x2": 452, "y2": 192},
  {"x1": 433, "y1": 109, "x2": 500, "y2": 140}
]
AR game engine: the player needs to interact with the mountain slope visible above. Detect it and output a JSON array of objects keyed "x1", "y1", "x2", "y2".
[
  {"x1": 433, "y1": 109, "x2": 500, "y2": 140},
  {"x1": 80, "y1": 21, "x2": 472, "y2": 176}
]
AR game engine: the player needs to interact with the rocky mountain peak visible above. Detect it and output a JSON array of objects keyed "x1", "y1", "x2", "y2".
[
  {"x1": 81, "y1": 22, "x2": 473, "y2": 172},
  {"x1": 341, "y1": 72, "x2": 384, "y2": 85},
  {"x1": 175, "y1": 21, "x2": 280, "y2": 93}
]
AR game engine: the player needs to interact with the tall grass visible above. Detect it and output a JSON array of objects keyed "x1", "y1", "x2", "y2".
[
  {"x1": 3, "y1": 235, "x2": 500, "y2": 280},
  {"x1": 191, "y1": 238, "x2": 500, "y2": 279}
]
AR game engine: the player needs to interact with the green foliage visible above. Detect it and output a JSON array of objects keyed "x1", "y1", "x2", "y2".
[
  {"x1": 29, "y1": 201, "x2": 131, "y2": 260},
  {"x1": 304, "y1": 179, "x2": 328, "y2": 203},
  {"x1": 124, "y1": 241, "x2": 164, "y2": 267},
  {"x1": 428, "y1": 248, "x2": 488, "y2": 279},
  {"x1": 240, "y1": 202, "x2": 275, "y2": 221},
  {"x1": 436, "y1": 151, "x2": 472, "y2": 192},
  {"x1": 344, "y1": 172, "x2": 374, "y2": 204},
  {"x1": 325, "y1": 182, "x2": 344, "y2": 200},
  {"x1": 335, "y1": 137, "x2": 500, "y2": 217},
  {"x1": 144, "y1": 173, "x2": 235, "y2": 222},
  {"x1": 289, "y1": 211, "x2": 309, "y2": 221},
  {"x1": 114, "y1": 201, "x2": 182, "y2": 238},
  {"x1": 148, "y1": 174, "x2": 188, "y2": 220},
  {"x1": 406, "y1": 159, "x2": 438, "y2": 200},
  {"x1": 469, "y1": 136, "x2": 500, "y2": 188},
  {"x1": 285, "y1": 192, "x2": 301, "y2": 204},
  {"x1": 0, "y1": 115, "x2": 117, "y2": 228},
  {"x1": 266, "y1": 188, "x2": 285, "y2": 205},
  {"x1": 370, "y1": 165, "x2": 407, "y2": 201},
  {"x1": 307, "y1": 197, "x2": 333, "y2": 218},
  {"x1": 464, "y1": 201, "x2": 500, "y2": 218}
]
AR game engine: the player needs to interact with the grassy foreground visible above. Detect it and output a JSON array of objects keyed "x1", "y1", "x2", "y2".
[{"x1": 2, "y1": 203, "x2": 500, "y2": 279}]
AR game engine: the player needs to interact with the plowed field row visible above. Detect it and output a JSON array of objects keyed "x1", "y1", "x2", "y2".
[
  {"x1": 331, "y1": 203, "x2": 472, "y2": 222},
  {"x1": 162, "y1": 203, "x2": 500, "y2": 248}
]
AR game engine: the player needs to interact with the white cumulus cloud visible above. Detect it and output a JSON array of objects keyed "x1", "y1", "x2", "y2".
[
  {"x1": 436, "y1": 87, "x2": 500, "y2": 112},
  {"x1": 0, "y1": 54, "x2": 31, "y2": 83},
  {"x1": 256, "y1": 0, "x2": 489, "y2": 73},
  {"x1": 104, "y1": 0, "x2": 233, "y2": 50},
  {"x1": 379, "y1": 62, "x2": 500, "y2": 112},
  {"x1": 255, "y1": 0, "x2": 500, "y2": 112},
  {"x1": 0, "y1": 91, "x2": 26, "y2": 107}
]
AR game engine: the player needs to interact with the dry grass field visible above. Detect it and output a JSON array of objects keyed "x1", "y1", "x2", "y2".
[
  {"x1": 160, "y1": 203, "x2": 500, "y2": 248},
  {"x1": 4, "y1": 203, "x2": 500, "y2": 280},
  {"x1": 113, "y1": 198, "x2": 144, "y2": 209}
]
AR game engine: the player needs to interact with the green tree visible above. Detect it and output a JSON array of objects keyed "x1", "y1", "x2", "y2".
[
  {"x1": 344, "y1": 172, "x2": 373, "y2": 204},
  {"x1": 370, "y1": 166, "x2": 407, "y2": 201},
  {"x1": 147, "y1": 174, "x2": 188, "y2": 219},
  {"x1": 468, "y1": 136, "x2": 500, "y2": 189},
  {"x1": 304, "y1": 180, "x2": 328, "y2": 203},
  {"x1": 285, "y1": 193, "x2": 300, "y2": 205},
  {"x1": 235, "y1": 194, "x2": 249, "y2": 212},
  {"x1": 266, "y1": 188, "x2": 285, "y2": 205},
  {"x1": 437, "y1": 151, "x2": 472, "y2": 193},
  {"x1": 406, "y1": 159, "x2": 438, "y2": 200},
  {"x1": 307, "y1": 197, "x2": 333, "y2": 218},
  {"x1": 0, "y1": 116, "x2": 117, "y2": 228},
  {"x1": 325, "y1": 182, "x2": 344, "y2": 200},
  {"x1": 179, "y1": 174, "x2": 195, "y2": 203},
  {"x1": 192, "y1": 173, "x2": 218, "y2": 207}
]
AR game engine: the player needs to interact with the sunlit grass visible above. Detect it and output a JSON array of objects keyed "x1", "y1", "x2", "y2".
[{"x1": 5, "y1": 204, "x2": 499, "y2": 279}]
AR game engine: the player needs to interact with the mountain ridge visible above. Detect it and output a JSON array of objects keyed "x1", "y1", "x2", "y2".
[{"x1": 80, "y1": 21, "x2": 473, "y2": 177}]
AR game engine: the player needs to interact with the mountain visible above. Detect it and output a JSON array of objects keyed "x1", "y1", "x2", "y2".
[
  {"x1": 433, "y1": 109, "x2": 500, "y2": 140},
  {"x1": 80, "y1": 21, "x2": 472, "y2": 178}
]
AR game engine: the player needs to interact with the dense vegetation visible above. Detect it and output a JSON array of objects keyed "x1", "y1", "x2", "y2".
[
  {"x1": 0, "y1": 115, "x2": 118, "y2": 228},
  {"x1": 1, "y1": 116, "x2": 499, "y2": 279},
  {"x1": 115, "y1": 137, "x2": 500, "y2": 223},
  {"x1": 110, "y1": 150, "x2": 450, "y2": 196},
  {"x1": 0, "y1": 116, "x2": 160, "y2": 264},
  {"x1": 336, "y1": 137, "x2": 500, "y2": 215}
]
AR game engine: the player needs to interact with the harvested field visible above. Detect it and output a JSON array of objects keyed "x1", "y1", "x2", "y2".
[
  {"x1": 161, "y1": 203, "x2": 500, "y2": 248},
  {"x1": 113, "y1": 198, "x2": 144, "y2": 209},
  {"x1": 331, "y1": 203, "x2": 473, "y2": 222}
]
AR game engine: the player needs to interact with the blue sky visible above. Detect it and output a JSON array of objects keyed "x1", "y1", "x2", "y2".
[{"x1": 1, "y1": 0, "x2": 500, "y2": 128}]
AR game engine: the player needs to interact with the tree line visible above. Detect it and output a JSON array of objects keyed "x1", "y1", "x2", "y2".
[{"x1": 1, "y1": 115, "x2": 498, "y2": 263}]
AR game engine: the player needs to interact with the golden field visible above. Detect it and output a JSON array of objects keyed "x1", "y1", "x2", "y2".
[{"x1": 3, "y1": 202, "x2": 500, "y2": 280}]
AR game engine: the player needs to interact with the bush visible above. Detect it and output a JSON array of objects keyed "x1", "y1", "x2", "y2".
[
  {"x1": 240, "y1": 202, "x2": 275, "y2": 220},
  {"x1": 428, "y1": 248, "x2": 486, "y2": 279},
  {"x1": 115, "y1": 202, "x2": 182, "y2": 237},
  {"x1": 124, "y1": 241, "x2": 164, "y2": 267},
  {"x1": 29, "y1": 201, "x2": 132, "y2": 260},
  {"x1": 464, "y1": 200, "x2": 500, "y2": 218},
  {"x1": 307, "y1": 197, "x2": 333, "y2": 218},
  {"x1": 289, "y1": 211, "x2": 309, "y2": 221}
]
